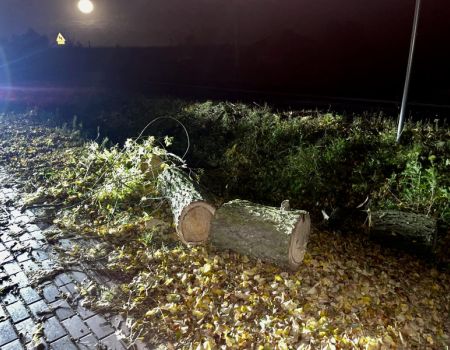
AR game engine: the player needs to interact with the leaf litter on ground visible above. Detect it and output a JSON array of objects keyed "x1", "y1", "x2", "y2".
[{"x1": 0, "y1": 111, "x2": 448, "y2": 349}]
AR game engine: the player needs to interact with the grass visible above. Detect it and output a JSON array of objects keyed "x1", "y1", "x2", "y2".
[{"x1": 54, "y1": 98, "x2": 449, "y2": 226}]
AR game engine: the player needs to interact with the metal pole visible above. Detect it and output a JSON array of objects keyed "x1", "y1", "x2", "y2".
[{"x1": 397, "y1": 0, "x2": 422, "y2": 143}]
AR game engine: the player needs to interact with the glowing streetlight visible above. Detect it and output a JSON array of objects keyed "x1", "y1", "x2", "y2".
[{"x1": 78, "y1": 0, "x2": 94, "y2": 14}]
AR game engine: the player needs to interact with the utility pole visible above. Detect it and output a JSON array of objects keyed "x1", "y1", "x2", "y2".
[{"x1": 397, "y1": 0, "x2": 422, "y2": 143}]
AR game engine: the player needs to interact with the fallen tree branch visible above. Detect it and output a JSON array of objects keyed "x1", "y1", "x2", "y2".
[{"x1": 210, "y1": 199, "x2": 311, "y2": 270}]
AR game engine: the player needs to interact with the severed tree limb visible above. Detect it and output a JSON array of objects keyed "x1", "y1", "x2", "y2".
[
  {"x1": 210, "y1": 199, "x2": 311, "y2": 270},
  {"x1": 158, "y1": 167, "x2": 215, "y2": 244},
  {"x1": 369, "y1": 210, "x2": 438, "y2": 251}
]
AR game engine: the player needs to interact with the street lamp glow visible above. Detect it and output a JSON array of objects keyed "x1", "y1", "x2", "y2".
[{"x1": 78, "y1": 0, "x2": 94, "y2": 14}]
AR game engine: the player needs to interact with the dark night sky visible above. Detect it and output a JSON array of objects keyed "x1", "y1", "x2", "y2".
[
  {"x1": 0, "y1": 0, "x2": 433, "y2": 47},
  {"x1": 1, "y1": 0, "x2": 450, "y2": 104}
]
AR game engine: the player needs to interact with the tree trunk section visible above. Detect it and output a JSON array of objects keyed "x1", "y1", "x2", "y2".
[
  {"x1": 158, "y1": 167, "x2": 215, "y2": 245},
  {"x1": 369, "y1": 210, "x2": 437, "y2": 250},
  {"x1": 210, "y1": 199, "x2": 311, "y2": 270}
]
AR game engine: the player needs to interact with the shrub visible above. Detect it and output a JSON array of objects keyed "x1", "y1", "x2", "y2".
[{"x1": 40, "y1": 98, "x2": 450, "y2": 225}]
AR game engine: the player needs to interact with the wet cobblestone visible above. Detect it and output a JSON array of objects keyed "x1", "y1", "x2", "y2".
[{"x1": 0, "y1": 168, "x2": 140, "y2": 350}]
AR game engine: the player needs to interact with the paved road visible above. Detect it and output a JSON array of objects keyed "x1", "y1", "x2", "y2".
[{"x1": 0, "y1": 167, "x2": 142, "y2": 350}]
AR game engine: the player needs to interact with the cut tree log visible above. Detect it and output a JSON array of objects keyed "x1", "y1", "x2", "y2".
[
  {"x1": 210, "y1": 199, "x2": 311, "y2": 270},
  {"x1": 158, "y1": 167, "x2": 215, "y2": 245},
  {"x1": 369, "y1": 210, "x2": 437, "y2": 251}
]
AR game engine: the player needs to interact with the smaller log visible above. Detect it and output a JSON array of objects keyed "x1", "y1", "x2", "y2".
[
  {"x1": 158, "y1": 167, "x2": 215, "y2": 245},
  {"x1": 369, "y1": 210, "x2": 437, "y2": 250},
  {"x1": 210, "y1": 199, "x2": 311, "y2": 270}
]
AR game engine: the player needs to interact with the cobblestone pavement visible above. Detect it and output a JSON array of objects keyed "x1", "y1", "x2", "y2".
[{"x1": 0, "y1": 167, "x2": 148, "y2": 350}]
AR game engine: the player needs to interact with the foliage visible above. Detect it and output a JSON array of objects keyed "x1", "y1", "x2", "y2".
[
  {"x1": 0, "y1": 110, "x2": 176, "y2": 245},
  {"x1": 169, "y1": 102, "x2": 449, "y2": 225},
  {"x1": 377, "y1": 151, "x2": 450, "y2": 223},
  {"x1": 44, "y1": 136, "x2": 171, "y2": 217},
  {"x1": 32, "y1": 97, "x2": 449, "y2": 224}
]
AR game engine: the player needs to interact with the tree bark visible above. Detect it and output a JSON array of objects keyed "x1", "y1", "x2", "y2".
[
  {"x1": 210, "y1": 199, "x2": 311, "y2": 270},
  {"x1": 158, "y1": 167, "x2": 215, "y2": 245},
  {"x1": 369, "y1": 210, "x2": 437, "y2": 250}
]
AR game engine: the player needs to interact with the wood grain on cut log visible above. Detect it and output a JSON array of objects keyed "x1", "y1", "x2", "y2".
[
  {"x1": 158, "y1": 167, "x2": 215, "y2": 245},
  {"x1": 210, "y1": 199, "x2": 311, "y2": 270},
  {"x1": 369, "y1": 210, "x2": 437, "y2": 250}
]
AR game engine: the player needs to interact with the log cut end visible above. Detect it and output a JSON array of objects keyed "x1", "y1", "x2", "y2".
[
  {"x1": 288, "y1": 211, "x2": 311, "y2": 269},
  {"x1": 178, "y1": 201, "x2": 216, "y2": 245}
]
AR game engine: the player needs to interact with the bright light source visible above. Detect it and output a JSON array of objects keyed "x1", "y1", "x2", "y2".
[{"x1": 78, "y1": 0, "x2": 94, "y2": 14}]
